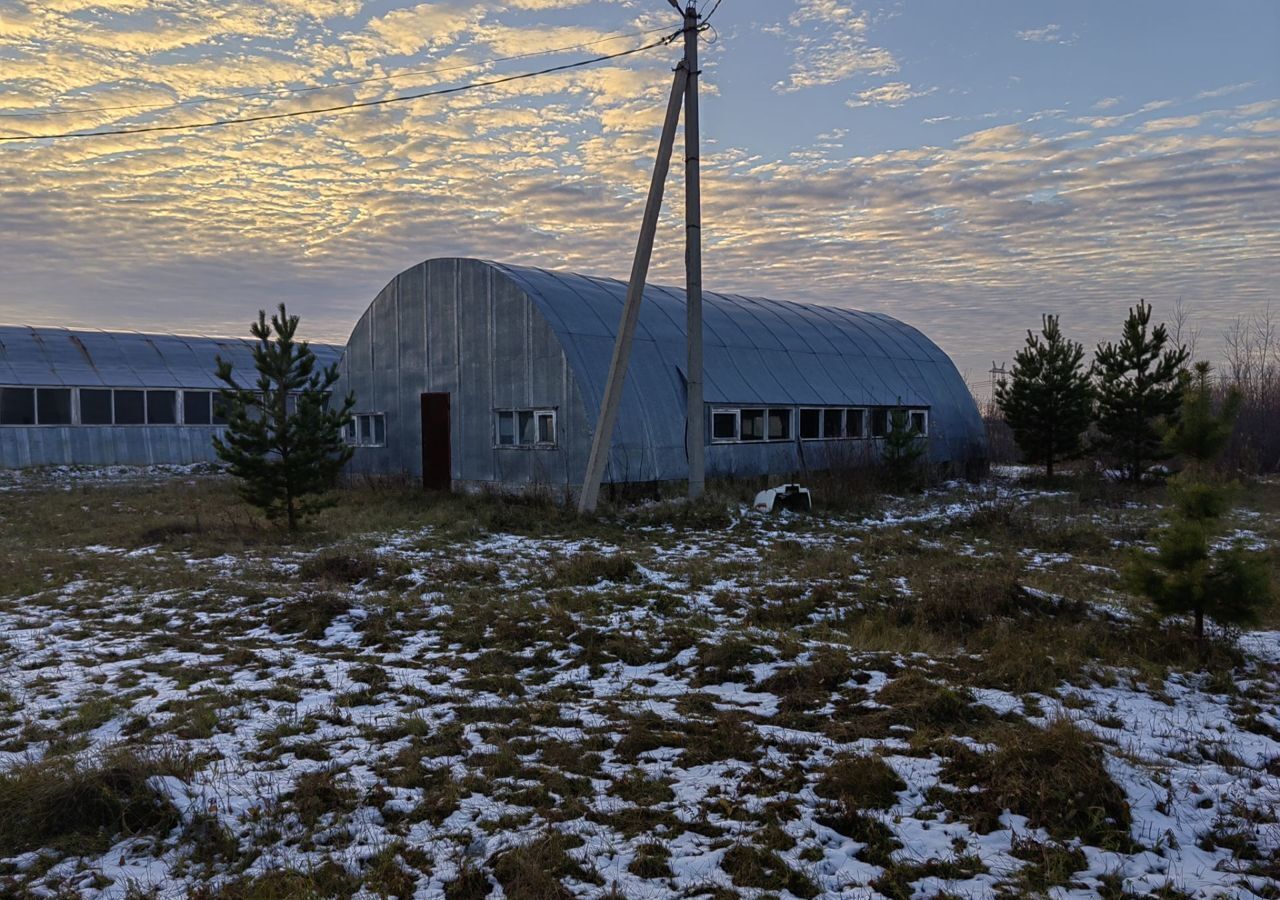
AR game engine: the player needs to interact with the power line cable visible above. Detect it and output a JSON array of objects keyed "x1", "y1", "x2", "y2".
[
  {"x1": 0, "y1": 33, "x2": 679, "y2": 143},
  {"x1": 0, "y1": 26, "x2": 674, "y2": 120}
]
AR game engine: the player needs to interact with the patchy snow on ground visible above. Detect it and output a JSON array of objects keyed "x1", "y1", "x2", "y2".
[{"x1": 0, "y1": 477, "x2": 1276, "y2": 898}]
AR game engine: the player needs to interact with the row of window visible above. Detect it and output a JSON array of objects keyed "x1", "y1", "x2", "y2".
[
  {"x1": 344, "y1": 406, "x2": 924, "y2": 452},
  {"x1": 0, "y1": 386, "x2": 228, "y2": 427},
  {"x1": 497, "y1": 409, "x2": 557, "y2": 447},
  {"x1": 712, "y1": 406, "x2": 928, "y2": 444},
  {"x1": 344, "y1": 414, "x2": 387, "y2": 448}
]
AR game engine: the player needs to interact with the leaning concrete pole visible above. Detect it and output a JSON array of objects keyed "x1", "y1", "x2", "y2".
[
  {"x1": 683, "y1": 1, "x2": 705, "y2": 500},
  {"x1": 578, "y1": 62, "x2": 689, "y2": 514}
]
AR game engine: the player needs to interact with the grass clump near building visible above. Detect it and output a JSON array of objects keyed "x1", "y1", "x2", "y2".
[
  {"x1": 490, "y1": 831, "x2": 600, "y2": 899},
  {"x1": 296, "y1": 547, "x2": 381, "y2": 584},
  {"x1": 815, "y1": 753, "x2": 906, "y2": 811},
  {"x1": 0, "y1": 747, "x2": 190, "y2": 856},
  {"x1": 546, "y1": 551, "x2": 638, "y2": 587},
  {"x1": 721, "y1": 844, "x2": 818, "y2": 898},
  {"x1": 934, "y1": 717, "x2": 1133, "y2": 848}
]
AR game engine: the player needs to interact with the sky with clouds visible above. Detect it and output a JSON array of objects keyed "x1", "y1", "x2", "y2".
[{"x1": 1, "y1": 0, "x2": 1277, "y2": 385}]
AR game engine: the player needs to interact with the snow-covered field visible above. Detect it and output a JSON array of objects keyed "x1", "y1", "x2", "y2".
[{"x1": 0, "y1": 475, "x2": 1276, "y2": 898}]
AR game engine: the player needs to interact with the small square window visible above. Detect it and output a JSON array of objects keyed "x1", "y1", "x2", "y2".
[
  {"x1": 712, "y1": 410, "x2": 738, "y2": 441},
  {"x1": 536, "y1": 412, "x2": 555, "y2": 445},
  {"x1": 799, "y1": 409, "x2": 821, "y2": 440},
  {"x1": 372, "y1": 414, "x2": 385, "y2": 445},
  {"x1": 846, "y1": 409, "x2": 866, "y2": 438},
  {"x1": 360, "y1": 415, "x2": 373, "y2": 444},
  {"x1": 115, "y1": 390, "x2": 145, "y2": 425},
  {"x1": 740, "y1": 409, "x2": 765, "y2": 441},
  {"x1": 768, "y1": 408, "x2": 791, "y2": 440},
  {"x1": 497, "y1": 411, "x2": 516, "y2": 446},
  {"x1": 823, "y1": 409, "x2": 844, "y2": 439},
  {"x1": 518, "y1": 411, "x2": 535, "y2": 445},
  {"x1": 344, "y1": 420, "x2": 357, "y2": 445},
  {"x1": 37, "y1": 388, "x2": 72, "y2": 425},
  {"x1": 183, "y1": 391, "x2": 212, "y2": 425},
  {"x1": 81, "y1": 389, "x2": 113, "y2": 425},
  {"x1": 910, "y1": 410, "x2": 928, "y2": 436}
]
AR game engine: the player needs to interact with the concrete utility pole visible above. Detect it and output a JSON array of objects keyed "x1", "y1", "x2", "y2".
[
  {"x1": 578, "y1": 62, "x2": 689, "y2": 514},
  {"x1": 683, "y1": 0, "x2": 705, "y2": 501}
]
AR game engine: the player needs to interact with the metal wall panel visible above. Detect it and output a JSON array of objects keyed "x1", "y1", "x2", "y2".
[{"x1": 0, "y1": 426, "x2": 226, "y2": 468}]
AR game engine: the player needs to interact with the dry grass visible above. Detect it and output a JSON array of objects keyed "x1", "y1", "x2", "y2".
[
  {"x1": 932, "y1": 717, "x2": 1133, "y2": 848},
  {"x1": 1, "y1": 469, "x2": 1275, "y2": 898},
  {"x1": 0, "y1": 746, "x2": 191, "y2": 856}
]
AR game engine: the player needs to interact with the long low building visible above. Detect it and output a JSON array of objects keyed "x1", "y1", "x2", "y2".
[
  {"x1": 336, "y1": 257, "x2": 987, "y2": 490},
  {"x1": 0, "y1": 326, "x2": 341, "y2": 468}
]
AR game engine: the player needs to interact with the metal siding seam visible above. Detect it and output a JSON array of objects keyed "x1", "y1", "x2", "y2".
[{"x1": 394, "y1": 274, "x2": 402, "y2": 473}]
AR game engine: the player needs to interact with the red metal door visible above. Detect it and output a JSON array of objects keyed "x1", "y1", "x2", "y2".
[{"x1": 420, "y1": 393, "x2": 451, "y2": 491}]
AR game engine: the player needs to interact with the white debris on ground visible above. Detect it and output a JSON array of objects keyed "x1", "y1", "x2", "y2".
[{"x1": 0, "y1": 475, "x2": 1276, "y2": 899}]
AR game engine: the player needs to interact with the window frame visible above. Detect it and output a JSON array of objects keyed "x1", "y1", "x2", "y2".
[
  {"x1": 36, "y1": 388, "x2": 73, "y2": 425},
  {"x1": 0, "y1": 387, "x2": 36, "y2": 425},
  {"x1": 845, "y1": 408, "x2": 867, "y2": 439},
  {"x1": 146, "y1": 390, "x2": 177, "y2": 425},
  {"x1": 345, "y1": 412, "x2": 387, "y2": 448},
  {"x1": 711, "y1": 408, "x2": 740, "y2": 443},
  {"x1": 80, "y1": 389, "x2": 114, "y2": 425},
  {"x1": 767, "y1": 407, "x2": 792, "y2": 441},
  {"x1": 493, "y1": 407, "x2": 558, "y2": 449},
  {"x1": 909, "y1": 409, "x2": 929, "y2": 436},
  {"x1": 183, "y1": 390, "x2": 213, "y2": 426},
  {"x1": 113, "y1": 389, "x2": 146, "y2": 425},
  {"x1": 535, "y1": 410, "x2": 556, "y2": 447},
  {"x1": 739, "y1": 408, "x2": 767, "y2": 442},
  {"x1": 869, "y1": 408, "x2": 890, "y2": 439}
]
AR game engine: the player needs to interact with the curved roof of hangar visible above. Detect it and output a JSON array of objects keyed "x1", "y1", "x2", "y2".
[
  {"x1": 0, "y1": 325, "x2": 343, "y2": 389},
  {"x1": 487, "y1": 260, "x2": 974, "y2": 405}
]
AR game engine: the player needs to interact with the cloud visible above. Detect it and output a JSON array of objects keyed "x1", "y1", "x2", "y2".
[
  {"x1": 773, "y1": 0, "x2": 898, "y2": 93},
  {"x1": 1093, "y1": 97, "x2": 1121, "y2": 110},
  {"x1": 362, "y1": 4, "x2": 479, "y2": 57},
  {"x1": 1016, "y1": 24, "x2": 1075, "y2": 45},
  {"x1": 847, "y1": 82, "x2": 933, "y2": 108},
  {"x1": 0, "y1": 0, "x2": 1275, "y2": 383},
  {"x1": 1196, "y1": 82, "x2": 1254, "y2": 100},
  {"x1": 1142, "y1": 115, "x2": 1205, "y2": 132}
]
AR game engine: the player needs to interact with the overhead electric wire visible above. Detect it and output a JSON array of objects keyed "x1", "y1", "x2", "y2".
[
  {"x1": 0, "y1": 25, "x2": 676, "y2": 120},
  {"x1": 0, "y1": 32, "x2": 680, "y2": 143}
]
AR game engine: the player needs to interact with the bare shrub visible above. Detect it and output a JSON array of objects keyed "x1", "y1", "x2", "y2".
[{"x1": 1220, "y1": 307, "x2": 1280, "y2": 473}]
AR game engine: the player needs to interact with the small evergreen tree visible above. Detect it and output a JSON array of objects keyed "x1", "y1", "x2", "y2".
[
  {"x1": 1126, "y1": 364, "x2": 1272, "y2": 640},
  {"x1": 1165, "y1": 361, "x2": 1241, "y2": 469},
  {"x1": 881, "y1": 407, "x2": 926, "y2": 490},
  {"x1": 214, "y1": 304, "x2": 355, "y2": 532},
  {"x1": 1092, "y1": 300, "x2": 1189, "y2": 481},
  {"x1": 996, "y1": 315, "x2": 1093, "y2": 477}
]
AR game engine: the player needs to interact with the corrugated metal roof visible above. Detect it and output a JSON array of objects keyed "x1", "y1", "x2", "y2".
[
  {"x1": 486, "y1": 261, "x2": 986, "y2": 460},
  {"x1": 0, "y1": 326, "x2": 343, "y2": 389}
]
